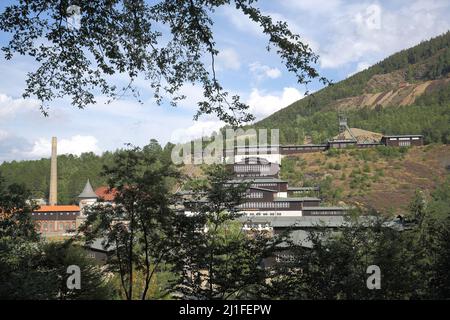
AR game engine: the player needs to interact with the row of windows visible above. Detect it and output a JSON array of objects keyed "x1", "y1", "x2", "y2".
[
  {"x1": 330, "y1": 143, "x2": 350, "y2": 148},
  {"x1": 236, "y1": 147, "x2": 278, "y2": 153},
  {"x1": 305, "y1": 210, "x2": 344, "y2": 216},
  {"x1": 389, "y1": 137, "x2": 420, "y2": 141},
  {"x1": 36, "y1": 221, "x2": 76, "y2": 232},
  {"x1": 252, "y1": 183, "x2": 277, "y2": 187},
  {"x1": 246, "y1": 192, "x2": 264, "y2": 199},
  {"x1": 234, "y1": 165, "x2": 270, "y2": 172},
  {"x1": 243, "y1": 223, "x2": 271, "y2": 230},
  {"x1": 33, "y1": 212, "x2": 77, "y2": 216},
  {"x1": 399, "y1": 141, "x2": 411, "y2": 146},
  {"x1": 239, "y1": 202, "x2": 290, "y2": 209},
  {"x1": 236, "y1": 173, "x2": 267, "y2": 177},
  {"x1": 246, "y1": 212, "x2": 282, "y2": 216}
]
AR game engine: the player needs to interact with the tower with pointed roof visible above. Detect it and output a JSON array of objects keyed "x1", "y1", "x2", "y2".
[{"x1": 77, "y1": 179, "x2": 98, "y2": 212}]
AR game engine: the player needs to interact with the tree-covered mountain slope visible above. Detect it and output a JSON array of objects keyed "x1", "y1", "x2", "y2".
[
  {"x1": 254, "y1": 31, "x2": 450, "y2": 145},
  {"x1": 0, "y1": 140, "x2": 174, "y2": 204}
]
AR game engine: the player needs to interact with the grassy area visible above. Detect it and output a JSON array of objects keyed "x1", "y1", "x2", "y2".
[{"x1": 280, "y1": 144, "x2": 450, "y2": 215}]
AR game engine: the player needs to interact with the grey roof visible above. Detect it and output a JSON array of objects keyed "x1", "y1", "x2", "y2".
[
  {"x1": 382, "y1": 134, "x2": 423, "y2": 138},
  {"x1": 239, "y1": 215, "x2": 384, "y2": 228},
  {"x1": 78, "y1": 179, "x2": 98, "y2": 199},
  {"x1": 239, "y1": 216, "x2": 407, "y2": 247},
  {"x1": 288, "y1": 230, "x2": 314, "y2": 248},
  {"x1": 85, "y1": 238, "x2": 116, "y2": 252},
  {"x1": 229, "y1": 178, "x2": 286, "y2": 184},
  {"x1": 288, "y1": 186, "x2": 320, "y2": 191},
  {"x1": 357, "y1": 142, "x2": 381, "y2": 145},
  {"x1": 238, "y1": 215, "x2": 348, "y2": 227},
  {"x1": 302, "y1": 206, "x2": 349, "y2": 210},
  {"x1": 281, "y1": 144, "x2": 328, "y2": 148},
  {"x1": 234, "y1": 144, "x2": 281, "y2": 149},
  {"x1": 328, "y1": 139, "x2": 357, "y2": 143},
  {"x1": 250, "y1": 178, "x2": 285, "y2": 183},
  {"x1": 235, "y1": 157, "x2": 274, "y2": 164},
  {"x1": 249, "y1": 186, "x2": 277, "y2": 193},
  {"x1": 273, "y1": 197, "x2": 321, "y2": 202}
]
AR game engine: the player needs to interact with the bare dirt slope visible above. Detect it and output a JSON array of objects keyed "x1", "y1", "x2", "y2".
[{"x1": 332, "y1": 77, "x2": 450, "y2": 110}]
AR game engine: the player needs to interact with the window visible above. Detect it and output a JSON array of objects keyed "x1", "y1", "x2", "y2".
[
  {"x1": 247, "y1": 192, "x2": 263, "y2": 199},
  {"x1": 399, "y1": 141, "x2": 410, "y2": 147}
]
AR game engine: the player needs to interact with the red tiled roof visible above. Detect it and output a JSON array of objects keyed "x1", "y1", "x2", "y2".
[
  {"x1": 95, "y1": 186, "x2": 118, "y2": 201},
  {"x1": 35, "y1": 205, "x2": 80, "y2": 212}
]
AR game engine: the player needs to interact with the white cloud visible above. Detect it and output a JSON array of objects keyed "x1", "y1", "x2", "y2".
[
  {"x1": 217, "y1": 48, "x2": 241, "y2": 71},
  {"x1": 0, "y1": 129, "x2": 8, "y2": 141},
  {"x1": 0, "y1": 93, "x2": 39, "y2": 117},
  {"x1": 175, "y1": 84, "x2": 206, "y2": 111},
  {"x1": 221, "y1": 6, "x2": 262, "y2": 37},
  {"x1": 249, "y1": 62, "x2": 282, "y2": 82},
  {"x1": 0, "y1": 130, "x2": 32, "y2": 163},
  {"x1": 318, "y1": 1, "x2": 450, "y2": 69},
  {"x1": 166, "y1": 86, "x2": 304, "y2": 143},
  {"x1": 221, "y1": 4, "x2": 320, "y2": 53},
  {"x1": 347, "y1": 61, "x2": 371, "y2": 77},
  {"x1": 247, "y1": 87, "x2": 304, "y2": 120},
  {"x1": 170, "y1": 120, "x2": 224, "y2": 143},
  {"x1": 27, "y1": 135, "x2": 101, "y2": 158},
  {"x1": 280, "y1": 0, "x2": 342, "y2": 15}
]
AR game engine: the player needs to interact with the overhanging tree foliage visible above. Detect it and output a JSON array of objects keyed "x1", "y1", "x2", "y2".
[
  {"x1": 0, "y1": 174, "x2": 113, "y2": 300},
  {"x1": 0, "y1": 174, "x2": 38, "y2": 241},
  {"x1": 79, "y1": 144, "x2": 181, "y2": 300},
  {"x1": 0, "y1": 0, "x2": 326, "y2": 126}
]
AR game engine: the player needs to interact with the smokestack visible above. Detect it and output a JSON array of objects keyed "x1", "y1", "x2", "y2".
[{"x1": 49, "y1": 137, "x2": 57, "y2": 205}]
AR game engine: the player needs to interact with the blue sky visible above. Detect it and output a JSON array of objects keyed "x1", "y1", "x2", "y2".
[{"x1": 1, "y1": 0, "x2": 450, "y2": 162}]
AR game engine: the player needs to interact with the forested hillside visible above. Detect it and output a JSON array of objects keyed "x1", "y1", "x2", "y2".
[
  {"x1": 254, "y1": 31, "x2": 450, "y2": 144},
  {"x1": 0, "y1": 140, "x2": 174, "y2": 204}
]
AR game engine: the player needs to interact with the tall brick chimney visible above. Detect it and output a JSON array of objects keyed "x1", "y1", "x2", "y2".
[{"x1": 49, "y1": 137, "x2": 57, "y2": 205}]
